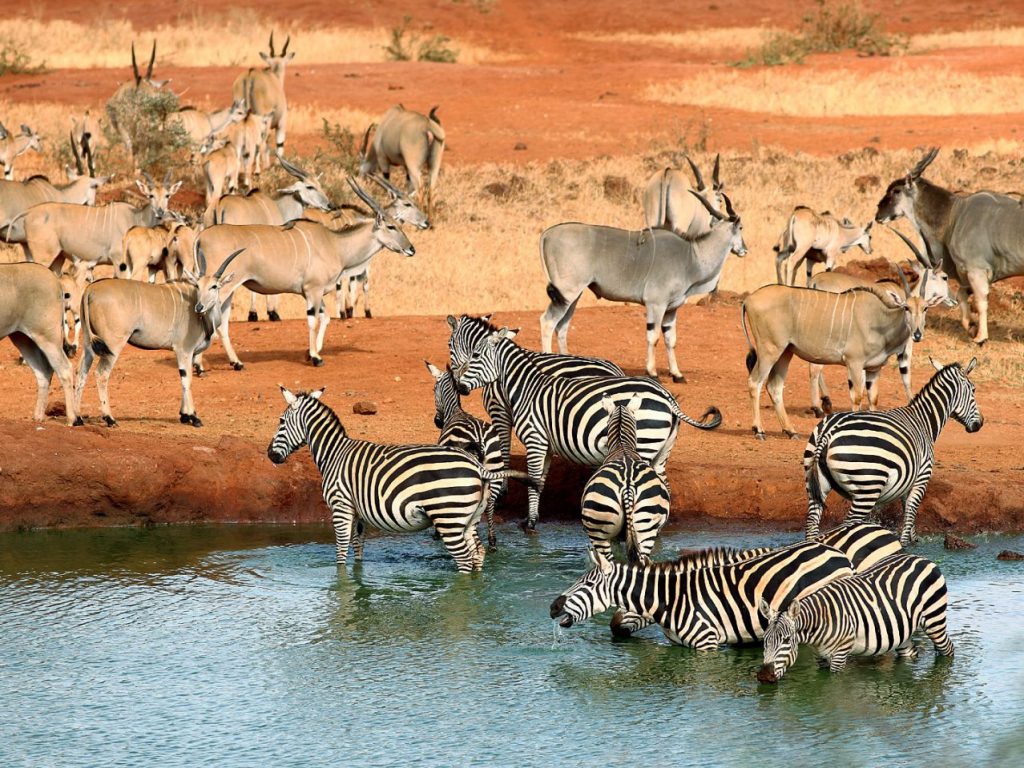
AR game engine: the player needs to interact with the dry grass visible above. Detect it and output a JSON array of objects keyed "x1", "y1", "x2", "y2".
[
  {"x1": 647, "y1": 65, "x2": 1024, "y2": 116},
  {"x1": 0, "y1": 13, "x2": 505, "y2": 69},
  {"x1": 912, "y1": 27, "x2": 1024, "y2": 50},
  {"x1": 571, "y1": 28, "x2": 776, "y2": 53}
]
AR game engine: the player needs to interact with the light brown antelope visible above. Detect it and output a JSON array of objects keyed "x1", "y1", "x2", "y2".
[
  {"x1": 115, "y1": 217, "x2": 195, "y2": 282},
  {"x1": 198, "y1": 136, "x2": 240, "y2": 225},
  {"x1": 193, "y1": 179, "x2": 414, "y2": 370},
  {"x1": 774, "y1": 207, "x2": 874, "y2": 286},
  {"x1": 641, "y1": 154, "x2": 724, "y2": 237},
  {"x1": 742, "y1": 253, "x2": 946, "y2": 440},
  {"x1": 359, "y1": 105, "x2": 445, "y2": 211},
  {"x1": 75, "y1": 249, "x2": 243, "y2": 428},
  {"x1": 0, "y1": 123, "x2": 43, "y2": 180},
  {"x1": 70, "y1": 111, "x2": 102, "y2": 160},
  {"x1": 224, "y1": 112, "x2": 271, "y2": 189},
  {"x1": 59, "y1": 266, "x2": 89, "y2": 356},
  {"x1": 171, "y1": 99, "x2": 246, "y2": 144},
  {"x1": 232, "y1": 32, "x2": 292, "y2": 161},
  {"x1": 107, "y1": 41, "x2": 170, "y2": 162},
  {"x1": 0, "y1": 262, "x2": 81, "y2": 425},
  {"x1": 18, "y1": 172, "x2": 180, "y2": 273}
]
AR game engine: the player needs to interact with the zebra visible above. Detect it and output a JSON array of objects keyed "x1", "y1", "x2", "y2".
[
  {"x1": 550, "y1": 541, "x2": 854, "y2": 650},
  {"x1": 581, "y1": 394, "x2": 670, "y2": 563},
  {"x1": 425, "y1": 360, "x2": 503, "y2": 550},
  {"x1": 446, "y1": 313, "x2": 624, "y2": 498},
  {"x1": 453, "y1": 327, "x2": 721, "y2": 528},
  {"x1": 804, "y1": 358, "x2": 983, "y2": 546},
  {"x1": 756, "y1": 552, "x2": 954, "y2": 683},
  {"x1": 610, "y1": 522, "x2": 902, "y2": 638},
  {"x1": 267, "y1": 387, "x2": 535, "y2": 572}
]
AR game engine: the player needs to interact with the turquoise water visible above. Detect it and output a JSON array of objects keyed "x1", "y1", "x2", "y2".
[{"x1": 1, "y1": 524, "x2": 1022, "y2": 767}]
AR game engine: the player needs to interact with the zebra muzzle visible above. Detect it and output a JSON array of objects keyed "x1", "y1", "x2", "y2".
[
  {"x1": 756, "y1": 664, "x2": 779, "y2": 684},
  {"x1": 267, "y1": 447, "x2": 287, "y2": 464},
  {"x1": 549, "y1": 595, "x2": 568, "y2": 622}
]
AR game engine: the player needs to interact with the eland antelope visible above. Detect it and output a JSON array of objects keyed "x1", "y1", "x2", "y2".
[
  {"x1": 540, "y1": 191, "x2": 746, "y2": 381},
  {"x1": 75, "y1": 249, "x2": 244, "y2": 428},
  {"x1": 1, "y1": 262, "x2": 81, "y2": 425},
  {"x1": 232, "y1": 32, "x2": 292, "y2": 161},
  {"x1": 115, "y1": 217, "x2": 196, "y2": 282},
  {"x1": 193, "y1": 178, "x2": 414, "y2": 370},
  {"x1": 359, "y1": 105, "x2": 445, "y2": 211},
  {"x1": 774, "y1": 207, "x2": 874, "y2": 286},
  {"x1": 198, "y1": 135, "x2": 240, "y2": 225},
  {"x1": 641, "y1": 154, "x2": 724, "y2": 237},
  {"x1": 172, "y1": 99, "x2": 246, "y2": 144},
  {"x1": 225, "y1": 112, "x2": 271, "y2": 189},
  {"x1": 0, "y1": 123, "x2": 43, "y2": 180}
]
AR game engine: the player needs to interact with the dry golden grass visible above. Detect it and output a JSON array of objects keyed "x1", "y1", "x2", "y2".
[
  {"x1": 571, "y1": 28, "x2": 777, "y2": 53},
  {"x1": 912, "y1": 26, "x2": 1024, "y2": 50},
  {"x1": 0, "y1": 13, "x2": 505, "y2": 69},
  {"x1": 647, "y1": 66, "x2": 1024, "y2": 116}
]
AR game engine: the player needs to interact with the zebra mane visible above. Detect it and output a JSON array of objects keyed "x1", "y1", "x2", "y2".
[
  {"x1": 909, "y1": 363, "x2": 962, "y2": 406},
  {"x1": 639, "y1": 546, "x2": 762, "y2": 572},
  {"x1": 461, "y1": 314, "x2": 499, "y2": 333}
]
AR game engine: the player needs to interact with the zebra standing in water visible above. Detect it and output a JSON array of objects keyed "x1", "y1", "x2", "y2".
[
  {"x1": 454, "y1": 327, "x2": 721, "y2": 528},
  {"x1": 550, "y1": 541, "x2": 854, "y2": 649},
  {"x1": 425, "y1": 360, "x2": 503, "y2": 550},
  {"x1": 267, "y1": 387, "x2": 534, "y2": 572},
  {"x1": 581, "y1": 394, "x2": 670, "y2": 563},
  {"x1": 757, "y1": 552, "x2": 954, "y2": 683},
  {"x1": 804, "y1": 358, "x2": 983, "y2": 546},
  {"x1": 446, "y1": 314, "x2": 624, "y2": 494},
  {"x1": 609, "y1": 522, "x2": 902, "y2": 638}
]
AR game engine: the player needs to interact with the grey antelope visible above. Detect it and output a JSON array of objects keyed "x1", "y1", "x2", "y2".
[
  {"x1": 742, "y1": 244, "x2": 946, "y2": 440},
  {"x1": 757, "y1": 553, "x2": 953, "y2": 683},
  {"x1": 610, "y1": 522, "x2": 902, "y2": 638},
  {"x1": 541, "y1": 191, "x2": 746, "y2": 381},
  {"x1": 114, "y1": 217, "x2": 196, "y2": 282},
  {"x1": 0, "y1": 262, "x2": 81, "y2": 426},
  {"x1": 773, "y1": 207, "x2": 874, "y2": 286},
  {"x1": 359, "y1": 104, "x2": 445, "y2": 211},
  {"x1": 267, "y1": 388, "x2": 537, "y2": 573},
  {"x1": 425, "y1": 360, "x2": 503, "y2": 550},
  {"x1": 232, "y1": 32, "x2": 293, "y2": 161},
  {"x1": 75, "y1": 249, "x2": 244, "y2": 428},
  {"x1": 447, "y1": 314, "x2": 625, "y2": 501},
  {"x1": 0, "y1": 123, "x2": 43, "y2": 180},
  {"x1": 334, "y1": 174, "x2": 430, "y2": 320},
  {"x1": 194, "y1": 178, "x2": 414, "y2": 370},
  {"x1": 172, "y1": 99, "x2": 246, "y2": 144},
  {"x1": 452, "y1": 327, "x2": 721, "y2": 528},
  {"x1": 107, "y1": 42, "x2": 170, "y2": 162},
  {"x1": 18, "y1": 172, "x2": 180, "y2": 273},
  {"x1": 804, "y1": 358, "x2": 983, "y2": 547},
  {"x1": 550, "y1": 541, "x2": 853, "y2": 649},
  {"x1": 641, "y1": 153, "x2": 724, "y2": 237},
  {"x1": 580, "y1": 395, "x2": 671, "y2": 564},
  {"x1": 876, "y1": 146, "x2": 1024, "y2": 344},
  {"x1": 806, "y1": 230, "x2": 957, "y2": 417},
  {"x1": 198, "y1": 136, "x2": 240, "y2": 225}
]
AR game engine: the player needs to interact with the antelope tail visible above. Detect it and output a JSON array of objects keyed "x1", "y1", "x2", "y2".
[
  {"x1": 741, "y1": 303, "x2": 757, "y2": 373},
  {"x1": 426, "y1": 112, "x2": 445, "y2": 190},
  {"x1": 657, "y1": 168, "x2": 670, "y2": 228},
  {"x1": 82, "y1": 291, "x2": 111, "y2": 357}
]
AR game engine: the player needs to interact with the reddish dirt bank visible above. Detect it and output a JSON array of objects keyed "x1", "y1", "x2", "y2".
[{"x1": 1, "y1": 304, "x2": 1021, "y2": 534}]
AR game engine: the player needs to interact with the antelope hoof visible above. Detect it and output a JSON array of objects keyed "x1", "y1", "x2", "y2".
[
  {"x1": 822, "y1": 397, "x2": 834, "y2": 414},
  {"x1": 72, "y1": 416, "x2": 84, "y2": 427},
  {"x1": 752, "y1": 428, "x2": 766, "y2": 441},
  {"x1": 973, "y1": 337, "x2": 987, "y2": 347},
  {"x1": 345, "y1": 308, "x2": 354, "y2": 319},
  {"x1": 247, "y1": 311, "x2": 258, "y2": 322},
  {"x1": 365, "y1": 309, "x2": 373, "y2": 319},
  {"x1": 811, "y1": 407, "x2": 824, "y2": 419},
  {"x1": 103, "y1": 415, "x2": 118, "y2": 428},
  {"x1": 785, "y1": 430, "x2": 801, "y2": 440},
  {"x1": 232, "y1": 361, "x2": 244, "y2": 371},
  {"x1": 268, "y1": 310, "x2": 281, "y2": 322},
  {"x1": 311, "y1": 356, "x2": 324, "y2": 367},
  {"x1": 671, "y1": 373, "x2": 686, "y2": 384}
]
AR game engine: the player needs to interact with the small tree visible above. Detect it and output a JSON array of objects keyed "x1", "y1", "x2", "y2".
[{"x1": 104, "y1": 87, "x2": 191, "y2": 174}]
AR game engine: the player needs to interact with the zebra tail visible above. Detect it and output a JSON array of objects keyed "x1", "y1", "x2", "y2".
[
  {"x1": 806, "y1": 427, "x2": 828, "y2": 508},
  {"x1": 676, "y1": 404, "x2": 722, "y2": 430},
  {"x1": 481, "y1": 468, "x2": 539, "y2": 491},
  {"x1": 622, "y1": 485, "x2": 640, "y2": 563}
]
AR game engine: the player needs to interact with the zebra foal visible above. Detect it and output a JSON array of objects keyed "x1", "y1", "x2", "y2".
[
  {"x1": 550, "y1": 541, "x2": 853, "y2": 650},
  {"x1": 757, "y1": 552, "x2": 954, "y2": 683},
  {"x1": 268, "y1": 387, "x2": 533, "y2": 572},
  {"x1": 425, "y1": 360, "x2": 503, "y2": 550},
  {"x1": 581, "y1": 395, "x2": 670, "y2": 563},
  {"x1": 804, "y1": 358, "x2": 983, "y2": 546}
]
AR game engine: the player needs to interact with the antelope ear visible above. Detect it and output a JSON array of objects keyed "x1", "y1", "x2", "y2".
[
  {"x1": 135, "y1": 179, "x2": 149, "y2": 194},
  {"x1": 930, "y1": 357, "x2": 944, "y2": 371},
  {"x1": 259, "y1": 52, "x2": 270, "y2": 63},
  {"x1": 280, "y1": 386, "x2": 297, "y2": 406},
  {"x1": 602, "y1": 395, "x2": 616, "y2": 415},
  {"x1": 219, "y1": 271, "x2": 236, "y2": 286},
  {"x1": 309, "y1": 388, "x2": 325, "y2": 400},
  {"x1": 446, "y1": 314, "x2": 458, "y2": 331},
  {"x1": 180, "y1": 268, "x2": 199, "y2": 285},
  {"x1": 884, "y1": 289, "x2": 905, "y2": 308},
  {"x1": 424, "y1": 360, "x2": 442, "y2": 379},
  {"x1": 786, "y1": 599, "x2": 802, "y2": 620},
  {"x1": 285, "y1": 52, "x2": 296, "y2": 61},
  {"x1": 168, "y1": 181, "x2": 182, "y2": 196},
  {"x1": 965, "y1": 357, "x2": 978, "y2": 375}
]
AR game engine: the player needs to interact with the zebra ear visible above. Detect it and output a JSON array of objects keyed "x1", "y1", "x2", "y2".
[
  {"x1": 481, "y1": 313, "x2": 492, "y2": 323},
  {"x1": 280, "y1": 385, "x2": 297, "y2": 406},
  {"x1": 758, "y1": 598, "x2": 774, "y2": 621},
  {"x1": 930, "y1": 357, "x2": 944, "y2": 371},
  {"x1": 627, "y1": 393, "x2": 643, "y2": 417},
  {"x1": 965, "y1": 357, "x2": 978, "y2": 375},
  {"x1": 424, "y1": 360, "x2": 443, "y2": 379},
  {"x1": 499, "y1": 327, "x2": 519, "y2": 341},
  {"x1": 309, "y1": 388, "x2": 325, "y2": 400},
  {"x1": 446, "y1": 314, "x2": 458, "y2": 331},
  {"x1": 786, "y1": 599, "x2": 802, "y2": 620},
  {"x1": 602, "y1": 395, "x2": 616, "y2": 416}
]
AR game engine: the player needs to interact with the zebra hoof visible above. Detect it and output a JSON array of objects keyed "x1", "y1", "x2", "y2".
[
  {"x1": 345, "y1": 308, "x2": 354, "y2": 319},
  {"x1": 247, "y1": 311, "x2": 258, "y2": 322},
  {"x1": 232, "y1": 362, "x2": 244, "y2": 372},
  {"x1": 72, "y1": 416, "x2": 84, "y2": 427},
  {"x1": 520, "y1": 519, "x2": 539, "y2": 535},
  {"x1": 311, "y1": 356, "x2": 324, "y2": 367},
  {"x1": 365, "y1": 309, "x2": 373, "y2": 319},
  {"x1": 268, "y1": 311, "x2": 281, "y2": 322},
  {"x1": 671, "y1": 373, "x2": 686, "y2": 384},
  {"x1": 103, "y1": 415, "x2": 118, "y2": 428}
]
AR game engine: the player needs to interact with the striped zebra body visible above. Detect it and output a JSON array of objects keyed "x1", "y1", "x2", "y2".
[
  {"x1": 610, "y1": 523, "x2": 900, "y2": 637},
  {"x1": 550, "y1": 541, "x2": 853, "y2": 650},
  {"x1": 804, "y1": 359, "x2": 982, "y2": 546},
  {"x1": 582, "y1": 395, "x2": 671, "y2": 563},
  {"x1": 454, "y1": 327, "x2": 721, "y2": 527},
  {"x1": 446, "y1": 314, "x2": 624, "y2": 496},
  {"x1": 267, "y1": 388, "x2": 533, "y2": 572},
  {"x1": 757, "y1": 552, "x2": 954, "y2": 682},
  {"x1": 426, "y1": 361, "x2": 504, "y2": 549}
]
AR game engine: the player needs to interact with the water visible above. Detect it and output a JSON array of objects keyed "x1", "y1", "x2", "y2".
[{"x1": 1, "y1": 524, "x2": 1022, "y2": 768}]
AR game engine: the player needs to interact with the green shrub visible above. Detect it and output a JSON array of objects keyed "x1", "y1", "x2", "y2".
[
  {"x1": 317, "y1": 118, "x2": 361, "y2": 175},
  {"x1": 104, "y1": 87, "x2": 191, "y2": 174}
]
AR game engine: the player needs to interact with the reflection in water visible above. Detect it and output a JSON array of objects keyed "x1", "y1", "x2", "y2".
[{"x1": 0, "y1": 524, "x2": 1021, "y2": 767}]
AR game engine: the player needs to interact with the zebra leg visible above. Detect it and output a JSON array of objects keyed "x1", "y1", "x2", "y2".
[
  {"x1": 805, "y1": 463, "x2": 831, "y2": 540},
  {"x1": 662, "y1": 306, "x2": 685, "y2": 383},
  {"x1": 899, "y1": 475, "x2": 931, "y2": 547},
  {"x1": 827, "y1": 644, "x2": 852, "y2": 673},
  {"x1": 895, "y1": 639, "x2": 919, "y2": 660},
  {"x1": 845, "y1": 490, "x2": 882, "y2": 527},
  {"x1": 922, "y1": 605, "x2": 955, "y2": 657},
  {"x1": 524, "y1": 443, "x2": 550, "y2": 530},
  {"x1": 353, "y1": 519, "x2": 366, "y2": 561},
  {"x1": 485, "y1": 483, "x2": 499, "y2": 550},
  {"x1": 435, "y1": 520, "x2": 480, "y2": 573},
  {"x1": 644, "y1": 304, "x2": 665, "y2": 378},
  {"x1": 609, "y1": 610, "x2": 653, "y2": 638},
  {"x1": 329, "y1": 505, "x2": 355, "y2": 565}
]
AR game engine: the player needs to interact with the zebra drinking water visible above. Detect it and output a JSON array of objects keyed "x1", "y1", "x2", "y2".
[
  {"x1": 267, "y1": 387, "x2": 534, "y2": 572},
  {"x1": 550, "y1": 541, "x2": 853, "y2": 650},
  {"x1": 453, "y1": 327, "x2": 721, "y2": 529},
  {"x1": 581, "y1": 394, "x2": 671, "y2": 563},
  {"x1": 804, "y1": 358, "x2": 983, "y2": 546},
  {"x1": 425, "y1": 360, "x2": 503, "y2": 550},
  {"x1": 756, "y1": 552, "x2": 954, "y2": 683}
]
